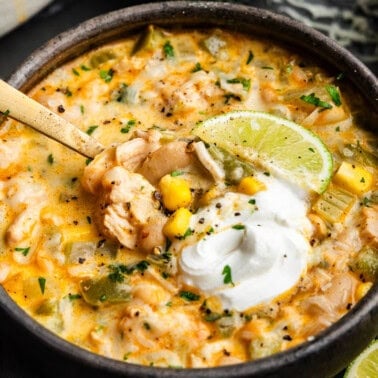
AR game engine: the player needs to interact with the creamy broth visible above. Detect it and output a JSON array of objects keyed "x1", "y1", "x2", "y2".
[{"x1": 0, "y1": 26, "x2": 377, "y2": 368}]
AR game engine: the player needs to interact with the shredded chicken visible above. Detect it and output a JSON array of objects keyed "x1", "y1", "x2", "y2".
[
  {"x1": 82, "y1": 130, "x2": 162, "y2": 194},
  {"x1": 95, "y1": 166, "x2": 166, "y2": 250}
]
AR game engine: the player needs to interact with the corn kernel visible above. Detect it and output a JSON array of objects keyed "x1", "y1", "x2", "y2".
[
  {"x1": 159, "y1": 174, "x2": 192, "y2": 211},
  {"x1": 60, "y1": 225, "x2": 94, "y2": 243},
  {"x1": 163, "y1": 207, "x2": 192, "y2": 240},
  {"x1": 237, "y1": 176, "x2": 266, "y2": 195},
  {"x1": 333, "y1": 162, "x2": 373, "y2": 195},
  {"x1": 356, "y1": 282, "x2": 373, "y2": 301}
]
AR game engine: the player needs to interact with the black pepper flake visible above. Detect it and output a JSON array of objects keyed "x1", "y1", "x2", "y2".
[
  {"x1": 283, "y1": 335, "x2": 292, "y2": 341},
  {"x1": 234, "y1": 212, "x2": 241, "y2": 216},
  {"x1": 78, "y1": 257, "x2": 86, "y2": 264},
  {"x1": 346, "y1": 303, "x2": 352, "y2": 310},
  {"x1": 198, "y1": 218, "x2": 205, "y2": 224},
  {"x1": 57, "y1": 105, "x2": 65, "y2": 113},
  {"x1": 223, "y1": 349, "x2": 231, "y2": 356},
  {"x1": 215, "y1": 203, "x2": 222, "y2": 209},
  {"x1": 73, "y1": 220, "x2": 78, "y2": 225}
]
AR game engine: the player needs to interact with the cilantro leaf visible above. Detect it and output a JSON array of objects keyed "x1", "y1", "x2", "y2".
[
  {"x1": 300, "y1": 93, "x2": 332, "y2": 110},
  {"x1": 222, "y1": 265, "x2": 234, "y2": 285}
]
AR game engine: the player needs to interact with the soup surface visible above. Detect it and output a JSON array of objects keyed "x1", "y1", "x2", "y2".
[{"x1": 0, "y1": 26, "x2": 377, "y2": 368}]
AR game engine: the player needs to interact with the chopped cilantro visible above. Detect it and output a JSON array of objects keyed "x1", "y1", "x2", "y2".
[
  {"x1": 232, "y1": 224, "x2": 245, "y2": 230},
  {"x1": 80, "y1": 64, "x2": 91, "y2": 71},
  {"x1": 68, "y1": 293, "x2": 82, "y2": 301},
  {"x1": 85, "y1": 158, "x2": 93, "y2": 166},
  {"x1": 261, "y1": 66, "x2": 274, "y2": 70},
  {"x1": 163, "y1": 41, "x2": 175, "y2": 58},
  {"x1": 179, "y1": 290, "x2": 200, "y2": 301},
  {"x1": 226, "y1": 77, "x2": 251, "y2": 91},
  {"x1": 15, "y1": 247, "x2": 30, "y2": 256},
  {"x1": 72, "y1": 68, "x2": 80, "y2": 76},
  {"x1": 80, "y1": 105, "x2": 85, "y2": 114},
  {"x1": 300, "y1": 93, "x2": 332, "y2": 110},
  {"x1": 309, "y1": 147, "x2": 315, "y2": 153},
  {"x1": 108, "y1": 266, "x2": 125, "y2": 283},
  {"x1": 325, "y1": 84, "x2": 341, "y2": 106},
  {"x1": 248, "y1": 198, "x2": 256, "y2": 205},
  {"x1": 99, "y1": 68, "x2": 115, "y2": 83},
  {"x1": 192, "y1": 62, "x2": 202, "y2": 72},
  {"x1": 222, "y1": 265, "x2": 234, "y2": 285},
  {"x1": 47, "y1": 153, "x2": 54, "y2": 164},
  {"x1": 120, "y1": 119, "x2": 136, "y2": 134},
  {"x1": 38, "y1": 277, "x2": 46, "y2": 294},
  {"x1": 86, "y1": 125, "x2": 98, "y2": 135},
  {"x1": 181, "y1": 228, "x2": 193, "y2": 239},
  {"x1": 1, "y1": 109, "x2": 10, "y2": 117}
]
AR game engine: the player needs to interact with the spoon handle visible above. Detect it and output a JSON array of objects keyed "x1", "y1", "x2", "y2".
[{"x1": 0, "y1": 79, "x2": 104, "y2": 158}]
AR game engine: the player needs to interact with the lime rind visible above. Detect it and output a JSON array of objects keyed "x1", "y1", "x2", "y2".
[
  {"x1": 193, "y1": 110, "x2": 333, "y2": 193},
  {"x1": 344, "y1": 339, "x2": 378, "y2": 378}
]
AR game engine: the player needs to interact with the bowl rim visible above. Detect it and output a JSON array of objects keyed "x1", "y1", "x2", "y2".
[{"x1": 2, "y1": 1, "x2": 378, "y2": 377}]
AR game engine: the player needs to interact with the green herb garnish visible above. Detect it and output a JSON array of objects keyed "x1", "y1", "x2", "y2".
[
  {"x1": 325, "y1": 84, "x2": 341, "y2": 106},
  {"x1": 47, "y1": 154, "x2": 54, "y2": 165},
  {"x1": 232, "y1": 224, "x2": 245, "y2": 230},
  {"x1": 120, "y1": 119, "x2": 136, "y2": 134},
  {"x1": 86, "y1": 125, "x2": 98, "y2": 135},
  {"x1": 100, "y1": 68, "x2": 115, "y2": 83},
  {"x1": 80, "y1": 64, "x2": 91, "y2": 71},
  {"x1": 38, "y1": 277, "x2": 46, "y2": 294},
  {"x1": 226, "y1": 77, "x2": 251, "y2": 91},
  {"x1": 222, "y1": 265, "x2": 234, "y2": 285},
  {"x1": 192, "y1": 62, "x2": 202, "y2": 72},
  {"x1": 15, "y1": 247, "x2": 30, "y2": 256},
  {"x1": 179, "y1": 290, "x2": 200, "y2": 301},
  {"x1": 300, "y1": 93, "x2": 332, "y2": 110},
  {"x1": 68, "y1": 293, "x2": 82, "y2": 301},
  {"x1": 163, "y1": 41, "x2": 175, "y2": 58},
  {"x1": 72, "y1": 68, "x2": 80, "y2": 76}
]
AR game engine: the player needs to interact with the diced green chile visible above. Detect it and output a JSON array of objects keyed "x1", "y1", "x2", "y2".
[
  {"x1": 343, "y1": 143, "x2": 378, "y2": 167},
  {"x1": 89, "y1": 50, "x2": 116, "y2": 68},
  {"x1": 80, "y1": 277, "x2": 131, "y2": 306},
  {"x1": 35, "y1": 299, "x2": 57, "y2": 315},
  {"x1": 350, "y1": 247, "x2": 378, "y2": 281},
  {"x1": 132, "y1": 25, "x2": 165, "y2": 54},
  {"x1": 207, "y1": 144, "x2": 254, "y2": 183}
]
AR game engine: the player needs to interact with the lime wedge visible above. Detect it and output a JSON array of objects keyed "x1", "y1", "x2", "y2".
[
  {"x1": 344, "y1": 340, "x2": 378, "y2": 378},
  {"x1": 193, "y1": 110, "x2": 333, "y2": 193}
]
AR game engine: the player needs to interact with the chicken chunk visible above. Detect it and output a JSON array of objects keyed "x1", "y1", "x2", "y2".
[
  {"x1": 95, "y1": 166, "x2": 166, "y2": 250},
  {"x1": 82, "y1": 130, "x2": 162, "y2": 194},
  {"x1": 360, "y1": 205, "x2": 378, "y2": 248}
]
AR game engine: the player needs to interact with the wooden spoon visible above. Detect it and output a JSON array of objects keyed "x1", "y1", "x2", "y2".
[{"x1": 0, "y1": 79, "x2": 104, "y2": 158}]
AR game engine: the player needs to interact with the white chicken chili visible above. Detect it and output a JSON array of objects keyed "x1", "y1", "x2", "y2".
[{"x1": 0, "y1": 26, "x2": 377, "y2": 368}]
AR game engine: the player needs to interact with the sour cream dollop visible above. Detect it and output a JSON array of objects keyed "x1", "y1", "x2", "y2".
[{"x1": 177, "y1": 176, "x2": 313, "y2": 311}]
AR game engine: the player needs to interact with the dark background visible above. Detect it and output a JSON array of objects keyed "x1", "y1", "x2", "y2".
[{"x1": 0, "y1": 1, "x2": 376, "y2": 377}]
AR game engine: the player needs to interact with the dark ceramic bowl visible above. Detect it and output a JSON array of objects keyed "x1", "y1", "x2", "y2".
[{"x1": 1, "y1": 2, "x2": 377, "y2": 378}]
